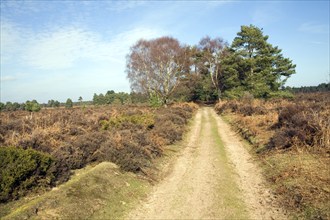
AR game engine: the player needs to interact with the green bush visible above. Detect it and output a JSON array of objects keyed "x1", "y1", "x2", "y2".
[
  {"x1": 267, "y1": 90, "x2": 294, "y2": 99},
  {"x1": 101, "y1": 113, "x2": 155, "y2": 130},
  {"x1": 0, "y1": 146, "x2": 55, "y2": 202},
  {"x1": 25, "y1": 100, "x2": 41, "y2": 112}
]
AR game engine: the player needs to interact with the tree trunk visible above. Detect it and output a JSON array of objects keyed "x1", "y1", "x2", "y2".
[{"x1": 217, "y1": 88, "x2": 222, "y2": 102}]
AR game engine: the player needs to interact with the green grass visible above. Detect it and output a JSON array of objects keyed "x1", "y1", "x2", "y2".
[
  {"x1": 205, "y1": 110, "x2": 249, "y2": 219},
  {"x1": 1, "y1": 162, "x2": 151, "y2": 220}
]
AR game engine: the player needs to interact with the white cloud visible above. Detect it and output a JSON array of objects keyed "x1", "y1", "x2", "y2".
[
  {"x1": 23, "y1": 27, "x2": 89, "y2": 69},
  {"x1": 24, "y1": 26, "x2": 165, "y2": 69},
  {"x1": 298, "y1": 22, "x2": 329, "y2": 34},
  {"x1": 1, "y1": 20, "x2": 166, "y2": 69},
  {"x1": 106, "y1": 27, "x2": 167, "y2": 57},
  {"x1": 0, "y1": 20, "x2": 28, "y2": 63},
  {"x1": 0, "y1": 75, "x2": 17, "y2": 82}
]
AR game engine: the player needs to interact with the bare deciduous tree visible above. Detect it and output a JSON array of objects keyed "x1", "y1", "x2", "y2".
[{"x1": 126, "y1": 37, "x2": 186, "y2": 105}]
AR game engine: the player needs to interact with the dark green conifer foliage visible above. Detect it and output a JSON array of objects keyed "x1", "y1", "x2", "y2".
[{"x1": 223, "y1": 25, "x2": 296, "y2": 98}]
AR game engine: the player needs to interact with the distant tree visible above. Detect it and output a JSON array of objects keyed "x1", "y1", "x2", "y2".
[
  {"x1": 48, "y1": 99, "x2": 55, "y2": 107},
  {"x1": 12, "y1": 102, "x2": 20, "y2": 111},
  {"x1": 0, "y1": 102, "x2": 5, "y2": 111},
  {"x1": 54, "y1": 100, "x2": 60, "y2": 107},
  {"x1": 116, "y1": 92, "x2": 131, "y2": 104},
  {"x1": 98, "y1": 94, "x2": 105, "y2": 104},
  {"x1": 198, "y1": 36, "x2": 228, "y2": 100},
  {"x1": 130, "y1": 92, "x2": 148, "y2": 104},
  {"x1": 4, "y1": 102, "x2": 13, "y2": 111},
  {"x1": 65, "y1": 98, "x2": 73, "y2": 108},
  {"x1": 19, "y1": 103, "x2": 26, "y2": 110},
  {"x1": 78, "y1": 96, "x2": 83, "y2": 104},
  {"x1": 105, "y1": 93, "x2": 115, "y2": 104},
  {"x1": 93, "y1": 93, "x2": 98, "y2": 105},
  {"x1": 224, "y1": 25, "x2": 296, "y2": 98},
  {"x1": 106, "y1": 90, "x2": 115, "y2": 95},
  {"x1": 287, "y1": 82, "x2": 330, "y2": 93},
  {"x1": 93, "y1": 93, "x2": 106, "y2": 105},
  {"x1": 126, "y1": 36, "x2": 187, "y2": 106},
  {"x1": 25, "y1": 100, "x2": 41, "y2": 112}
]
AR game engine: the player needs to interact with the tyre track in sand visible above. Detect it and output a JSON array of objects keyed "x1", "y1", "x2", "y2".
[{"x1": 127, "y1": 107, "x2": 285, "y2": 219}]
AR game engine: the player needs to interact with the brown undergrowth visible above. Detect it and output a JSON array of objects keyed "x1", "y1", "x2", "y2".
[
  {"x1": 215, "y1": 92, "x2": 330, "y2": 219},
  {"x1": 0, "y1": 102, "x2": 198, "y2": 203}
]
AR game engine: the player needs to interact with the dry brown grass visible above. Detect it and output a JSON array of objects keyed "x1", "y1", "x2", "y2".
[
  {"x1": 0, "y1": 103, "x2": 198, "y2": 203},
  {"x1": 215, "y1": 92, "x2": 330, "y2": 219}
]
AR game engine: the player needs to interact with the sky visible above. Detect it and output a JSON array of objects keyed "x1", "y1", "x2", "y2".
[{"x1": 1, "y1": 0, "x2": 329, "y2": 103}]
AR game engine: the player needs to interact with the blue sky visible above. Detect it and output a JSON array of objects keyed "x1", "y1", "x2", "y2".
[{"x1": 1, "y1": 0, "x2": 329, "y2": 103}]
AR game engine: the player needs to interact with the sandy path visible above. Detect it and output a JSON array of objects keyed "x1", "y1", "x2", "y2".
[
  {"x1": 127, "y1": 107, "x2": 285, "y2": 219},
  {"x1": 211, "y1": 109, "x2": 286, "y2": 219}
]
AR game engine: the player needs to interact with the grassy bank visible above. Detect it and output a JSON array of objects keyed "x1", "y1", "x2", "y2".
[{"x1": 0, "y1": 162, "x2": 150, "y2": 219}]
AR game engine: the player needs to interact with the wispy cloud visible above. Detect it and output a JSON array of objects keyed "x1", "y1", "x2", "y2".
[
  {"x1": 309, "y1": 41, "x2": 325, "y2": 45},
  {"x1": 252, "y1": 2, "x2": 282, "y2": 26},
  {"x1": 298, "y1": 22, "x2": 329, "y2": 34},
  {"x1": 204, "y1": 0, "x2": 232, "y2": 8},
  {"x1": 1, "y1": 20, "x2": 166, "y2": 69},
  {"x1": 23, "y1": 27, "x2": 92, "y2": 69},
  {"x1": 107, "y1": 1, "x2": 146, "y2": 12},
  {"x1": 0, "y1": 75, "x2": 17, "y2": 82},
  {"x1": 0, "y1": 20, "x2": 29, "y2": 63},
  {"x1": 0, "y1": 0, "x2": 46, "y2": 14}
]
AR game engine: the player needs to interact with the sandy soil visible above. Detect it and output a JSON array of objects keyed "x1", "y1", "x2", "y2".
[
  {"x1": 127, "y1": 107, "x2": 286, "y2": 219},
  {"x1": 211, "y1": 109, "x2": 286, "y2": 219}
]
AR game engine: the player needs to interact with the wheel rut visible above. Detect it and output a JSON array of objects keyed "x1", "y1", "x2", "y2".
[{"x1": 127, "y1": 107, "x2": 285, "y2": 219}]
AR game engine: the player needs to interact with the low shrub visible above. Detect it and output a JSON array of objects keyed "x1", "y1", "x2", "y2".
[
  {"x1": 0, "y1": 102, "x2": 198, "y2": 202},
  {"x1": 101, "y1": 113, "x2": 155, "y2": 130},
  {"x1": 268, "y1": 103, "x2": 327, "y2": 150},
  {"x1": 51, "y1": 144, "x2": 83, "y2": 182},
  {"x1": 0, "y1": 146, "x2": 55, "y2": 202},
  {"x1": 214, "y1": 93, "x2": 330, "y2": 219},
  {"x1": 153, "y1": 120, "x2": 184, "y2": 145},
  {"x1": 215, "y1": 101, "x2": 266, "y2": 116}
]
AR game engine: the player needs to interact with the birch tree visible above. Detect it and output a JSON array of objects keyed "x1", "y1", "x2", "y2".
[
  {"x1": 126, "y1": 37, "x2": 185, "y2": 105},
  {"x1": 198, "y1": 36, "x2": 228, "y2": 100}
]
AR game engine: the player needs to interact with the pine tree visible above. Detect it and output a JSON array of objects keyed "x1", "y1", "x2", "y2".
[
  {"x1": 224, "y1": 25, "x2": 296, "y2": 98},
  {"x1": 65, "y1": 98, "x2": 73, "y2": 108}
]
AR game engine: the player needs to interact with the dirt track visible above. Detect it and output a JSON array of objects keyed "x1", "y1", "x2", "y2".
[{"x1": 127, "y1": 107, "x2": 286, "y2": 219}]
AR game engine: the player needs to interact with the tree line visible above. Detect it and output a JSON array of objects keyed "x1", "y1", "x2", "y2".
[
  {"x1": 1, "y1": 98, "x2": 75, "y2": 112},
  {"x1": 0, "y1": 90, "x2": 147, "y2": 112},
  {"x1": 0, "y1": 100, "x2": 42, "y2": 112},
  {"x1": 5, "y1": 24, "x2": 324, "y2": 111},
  {"x1": 92, "y1": 90, "x2": 131, "y2": 105},
  {"x1": 286, "y1": 83, "x2": 330, "y2": 93},
  {"x1": 126, "y1": 25, "x2": 297, "y2": 105},
  {"x1": 0, "y1": 91, "x2": 139, "y2": 112}
]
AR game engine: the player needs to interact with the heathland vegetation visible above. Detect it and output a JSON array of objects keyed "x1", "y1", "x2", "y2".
[
  {"x1": 215, "y1": 92, "x2": 329, "y2": 219},
  {"x1": 0, "y1": 103, "x2": 198, "y2": 203},
  {"x1": 0, "y1": 25, "x2": 329, "y2": 219}
]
